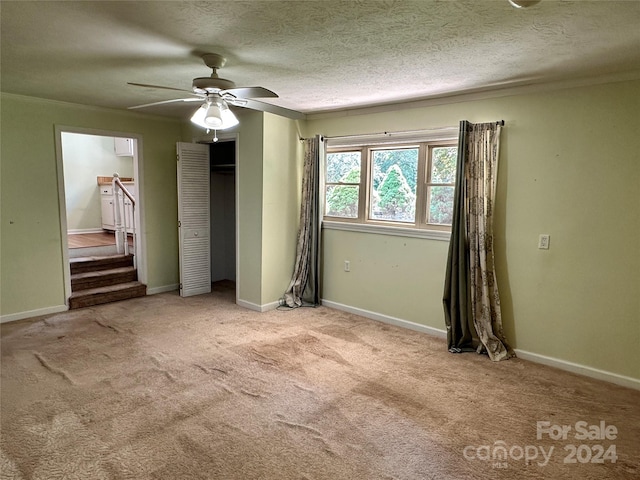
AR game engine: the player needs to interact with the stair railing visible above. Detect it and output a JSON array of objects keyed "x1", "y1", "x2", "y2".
[{"x1": 112, "y1": 173, "x2": 136, "y2": 265}]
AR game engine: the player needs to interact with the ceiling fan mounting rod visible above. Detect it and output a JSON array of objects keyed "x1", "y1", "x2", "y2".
[{"x1": 202, "y1": 53, "x2": 226, "y2": 70}]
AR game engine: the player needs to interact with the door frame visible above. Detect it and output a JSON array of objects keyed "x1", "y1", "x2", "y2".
[
  {"x1": 54, "y1": 125, "x2": 147, "y2": 306},
  {"x1": 192, "y1": 132, "x2": 239, "y2": 305}
]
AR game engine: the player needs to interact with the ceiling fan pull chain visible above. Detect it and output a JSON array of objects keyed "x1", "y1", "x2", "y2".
[{"x1": 203, "y1": 127, "x2": 220, "y2": 141}]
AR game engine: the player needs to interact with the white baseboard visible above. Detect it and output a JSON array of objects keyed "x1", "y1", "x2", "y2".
[
  {"x1": 67, "y1": 228, "x2": 104, "y2": 235},
  {"x1": 321, "y1": 299, "x2": 639, "y2": 391},
  {"x1": 320, "y1": 299, "x2": 447, "y2": 339},
  {"x1": 514, "y1": 349, "x2": 640, "y2": 391},
  {"x1": 237, "y1": 298, "x2": 280, "y2": 312},
  {"x1": 261, "y1": 300, "x2": 280, "y2": 312},
  {"x1": 0, "y1": 305, "x2": 68, "y2": 324},
  {"x1": 146, "y1": 284, "x2": 179, "y2": 295},
  {"x1": 237, "y1": 299, "x2": 260, "y2": 311}
]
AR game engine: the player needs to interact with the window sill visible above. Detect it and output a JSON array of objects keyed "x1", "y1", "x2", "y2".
[{"x1": 322, "y1": 220, "x2": 451, "y2": 241}]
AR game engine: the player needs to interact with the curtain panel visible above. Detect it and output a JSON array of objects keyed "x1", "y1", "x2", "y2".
[
  {"x1": 443, "y1": 121, "x2": 514, "y2": 361},
  {"x1": 283, "y1": 136, "x2": 321, "y2": 307}
]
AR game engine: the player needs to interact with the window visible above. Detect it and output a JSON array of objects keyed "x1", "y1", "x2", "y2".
[
  {"x1": 324, "y1": 139, "x2": 457, "y2": 232},
  {"x1": 426, "y1": 146, "x2": 457, "y2": 226},
  {"x1": 325, "y1": 150, "x2": 362, "y2": 218}
]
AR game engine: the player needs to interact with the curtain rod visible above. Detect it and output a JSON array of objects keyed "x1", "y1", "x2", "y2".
[
  {"x1": 299, "y1": 120, "x2": 505, "y2": 141},
  {"x1": 322, "y1": 125, "x2": 455, "y2": 141},
  {"x1": 320, "y1": 120, "x2": 504, "y2": 141}
]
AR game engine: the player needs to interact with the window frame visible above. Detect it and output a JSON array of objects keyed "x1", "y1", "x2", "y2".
[
  {"x1": 424, "y1": 143, "x2": 459, "y2": 229},
  {"x1": 323, "y1": 138, "x2": 458, "y2": 233},
  {"x1": 323, "y1": 147, "x2": 366, "y2": 220}
]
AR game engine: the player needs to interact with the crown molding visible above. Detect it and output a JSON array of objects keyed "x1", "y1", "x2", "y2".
[
  {"x1": 306, "y1": 70, "x2": 640, "y2": 121},
  {"x1": 0, "y1": 92, "x2": 182, "y2": 123}
]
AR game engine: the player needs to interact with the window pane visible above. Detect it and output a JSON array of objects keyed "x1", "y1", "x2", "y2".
[
  {"x1": 325, "y1": 185, "x2": 359, "y2": 218},
  {"x1": 326, "y1": 152, "x2": 361, "y2": 183},
  {"x1": 427, "y1": 186, "x2": 455, "y2": 225},
  {"x1": 430, "y1": 147, "x2": 457, "y2": 183},
  {"x1": 370, "y1": 148, "x2": 418, "y2": 223}
]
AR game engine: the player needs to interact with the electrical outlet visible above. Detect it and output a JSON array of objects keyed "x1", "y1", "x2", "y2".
[
  {"x1": 344, "y1": 260, "x2": 350, "y2": 272},
  {"x1": 538, "y1": 234, "x2": 550, "y2": 250}
]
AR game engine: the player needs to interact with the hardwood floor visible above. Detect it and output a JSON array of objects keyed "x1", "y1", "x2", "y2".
[{"x1": 68, "y1": 232, "x2": 132, "y2": 249}]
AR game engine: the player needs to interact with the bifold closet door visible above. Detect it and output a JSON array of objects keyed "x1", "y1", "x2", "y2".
[{"x1": 177, "y1": 142, "x2": 211, "y2": 297}]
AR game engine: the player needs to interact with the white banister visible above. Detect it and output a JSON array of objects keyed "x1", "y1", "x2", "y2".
[{"x1": 112, "y1": 173, "x2": 136, "y2": 265}]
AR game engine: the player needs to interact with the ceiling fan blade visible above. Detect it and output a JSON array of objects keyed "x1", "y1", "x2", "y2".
[
  {"x1": 225, "y1": 97, "x2": 248, "y2": 107},
  {"x1": 128, "y1": 82, "x2": 193, "y2": 94},
  {"x1": 128, "y1": 97, "x2": 203, "y2": 110},
  {"x1": 223, "y1": 86, "x2": 278, "y2": 99},
  {"x1": 239, "y1": 99, "x2": 306, "y2": 120}
]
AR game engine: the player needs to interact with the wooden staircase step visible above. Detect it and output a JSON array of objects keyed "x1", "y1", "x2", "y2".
[
  {"x1": 69, "y1": 281, "x2": 146, "y2": 310},
  {"x1": 71, "y1": 266, "x2": 138, "y2": 292},
  {"x1": 70, "y1": 254, "x2": 134, "y2": 275}
]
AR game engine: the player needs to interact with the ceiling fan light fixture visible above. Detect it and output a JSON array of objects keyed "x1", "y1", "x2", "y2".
[
  {"x1": 508, "y1": 0, "x2": 541, "y2": 8},
  {"x1": 204, "y1": 102, "x2": 223, "y2": 128},
  {"x1": 190, "y1": 104, "x2": 209, "y2": 129},
  {"x1": 219, "y1": 101, "x2": 239, "y2": 129},
  {"x1": 190, "y1": 98, "x2": 239, "y2": 130}
]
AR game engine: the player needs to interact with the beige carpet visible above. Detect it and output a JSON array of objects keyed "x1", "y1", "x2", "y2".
[{"x1": 1, "y1": 282, "x2": 639, "y2": 479}]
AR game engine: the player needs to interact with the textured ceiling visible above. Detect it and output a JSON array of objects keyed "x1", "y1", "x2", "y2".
[{"x1": 2, "y1": 0, "x2": 640, "y2": 119}]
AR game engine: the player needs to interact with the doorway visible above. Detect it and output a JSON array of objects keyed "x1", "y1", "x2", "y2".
[
  {"x1": 209, "y1": 139, "x2": 237, "y2": 297},
  {"x1": 55, "y1": 126, "x2": 145, "y2": 305}
]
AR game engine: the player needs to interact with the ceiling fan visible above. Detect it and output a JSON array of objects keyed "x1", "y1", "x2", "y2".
[{"x1": 128, "y1": 53, "x2": 305, "y2": 130}]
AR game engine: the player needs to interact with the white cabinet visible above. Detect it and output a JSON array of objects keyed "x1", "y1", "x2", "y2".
[
  {"x1": 100, "y1": 191, "x2": 116, "y2": 230},
  {"x1": 100, "y1": 184, "x2": 135, "y2": 232},
  {"x1": 114, "y1": 138, "x2": 134, "y2": 156}
]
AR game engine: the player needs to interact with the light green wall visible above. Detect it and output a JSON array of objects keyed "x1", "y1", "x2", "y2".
[
  {"x1": 61, "y1": 132, "x2": 134, "y2": 231},
  {"x1": 261, "y1": 114, "x2": 304, "y2": 304},
  {"x1": 236, "y1": 111, "x2": 265, "y2": 305},
  {"x1": 305, "y1": 79, "x2": 640, "y2": 381},
  {"x1": 322, "y1": 230, "x2": 450, "y2": 324},
  {"x1": 1, "y1": 93, "x2": 182, "y2": 316}
]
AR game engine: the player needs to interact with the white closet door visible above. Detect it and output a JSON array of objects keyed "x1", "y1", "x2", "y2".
[{"x1": 177, "y1": 142, "x2": 211, "y2": 297}]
